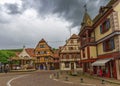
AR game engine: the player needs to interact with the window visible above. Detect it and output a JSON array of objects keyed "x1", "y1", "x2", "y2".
[
  {"x1": 100, "y1": 19, "x2": 110, "y2": 34},
  {"x1": 63, "y1": 55, "x2": 66, "y2": 59},
  {"x1": 44, "y1": 51, "x2": 47, "y2": 54},
  {"x1": 103, "y1": 38, "x2": 115, "y2": 52},
  {"x1": 66, "y1": 54, "x2": 69, "y2": 59},
  {"x1": 70, "y1": 40, "x2": 73, "y2": 43},
  {"x1": 40, "y1": 45, "x2": 45, "y2": 48},
  {"x1": 37, "y1": 52, "x2": 40, "y2": 54},
  {"x1": 69, "y1": 47, "x2": 73, "y2": 50},
  {"x1": 69, "y1": 54, "x2": 72, "y2": 59},
  {"x1": 76, "y1": 54, "x2": 80, "y2": 59},
  {"x1": 82, "y1": 49, "x2": 85, "y2": 58},
  {"x1": 40, "y1": 51, "x2": 47, "y2": 54},
  {"x1": 76, "y1": 62, "x2": 81, "y2": 68},
  {"x1": 77, "y1": 39, "x2": 79, "y2": 43},
  {"x1": 65, "y1": 62, "x2": 69, "y2": 68}
]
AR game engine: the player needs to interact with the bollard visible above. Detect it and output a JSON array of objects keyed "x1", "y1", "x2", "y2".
[
  {"x1": 56, "y1": 72, "x2": 59, "y2": 79},
  {"x1": 101, "y1": 79, "x2": 105, "y2": 84},
  {"x1": 65, "y1": 76, "x2": 68, "y2": 81},
  {"x1": 80, "y1": 78, "x2": 83, "y2": 83},
  {"x1": 54, "y1": 73, "x2": 56, "y2": 78}
]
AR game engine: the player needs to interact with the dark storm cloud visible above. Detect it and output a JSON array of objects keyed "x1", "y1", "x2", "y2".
[
  {"x1": 21, "y1": 0, "x2": 110, "y2": 28},
  {"x1": 4, "y1": 3, "x2": 21, "y2": 14}
]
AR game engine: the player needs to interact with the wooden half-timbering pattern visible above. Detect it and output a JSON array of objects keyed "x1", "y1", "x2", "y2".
[
  {"x1": 110, "y1": 11, "x2": 119, "y2": 31},
  {"x1": 59, "y1": 34, "x2": 81, "y2": 71},
  {"x1": 34, "y1": 38, "x2": 54, "y2": 70}
]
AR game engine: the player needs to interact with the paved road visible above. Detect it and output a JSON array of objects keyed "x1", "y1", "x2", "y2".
[{"x1": 0, "y1": 71, "x2": 90, "y2": 86}]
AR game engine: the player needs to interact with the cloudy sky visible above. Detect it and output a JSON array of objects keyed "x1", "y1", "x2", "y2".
[{"x1": 0, "y1": 0, "x2": 110, "y2": 49}]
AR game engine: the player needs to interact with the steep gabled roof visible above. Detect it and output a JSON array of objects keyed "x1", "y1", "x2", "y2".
[
  {"x1": 35, "y1": 38, "x2": 53, "y2": 53},
  {"x1": 39, "y1": 38, "x2": 46, "y2": 43},
  {"x1": 70, "y1": 34, "x2": 79, "y2": 39},
  {"x1": 60, "y1": 34, "x2": 79, "y2": 53},
  {"x1": 93, "y1": 0, "x2": 118, "y2": 23},
  {"x1": 25, "y1": 48, "x2": 35, "y2": 57}
]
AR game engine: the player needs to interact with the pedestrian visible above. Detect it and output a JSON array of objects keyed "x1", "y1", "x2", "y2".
[
  {"x1": 4, "y1": 65, "x2": 9, "y2": 73},
  {"x1": 99, "y1": 68, "x2": 103, "y2": 77},
  {"x1": 97, "y1": 68, "x2": 100, "y2": 76}
]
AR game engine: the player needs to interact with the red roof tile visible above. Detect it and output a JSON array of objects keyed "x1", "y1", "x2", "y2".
[{"x1": 25, "y1": 48, "x2": 35, "y2": 57}]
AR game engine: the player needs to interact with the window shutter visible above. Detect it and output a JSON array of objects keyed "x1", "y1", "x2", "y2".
[
  {"x1": 100, "y1": 25, "x2": 102, "y2": 33},
  {"x1": 110, "y1": 38, "x2": 115, "y2": 50},
  {"x1": 103, "y1": 42, "x2": 106, "y2": 51},
  {"x1": 106, "y1": 19, "x2": 110, "y2": 29}
]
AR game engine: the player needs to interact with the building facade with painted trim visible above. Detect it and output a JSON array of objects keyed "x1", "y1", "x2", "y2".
[
  {"x1": 60, "y1": 34, "x2": 81, "y2": 71},
  {"x1": 34, "y1": 39, "x2": 54, "y2": 70},
  {"x1": 79, "y1": 0, "x2": 120, "y2": 79}
]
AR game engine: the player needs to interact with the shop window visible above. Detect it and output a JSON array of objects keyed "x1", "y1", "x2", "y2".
[
  {"x1": 103, "y1": 38, "x2": 115, "y2": 52},
  {"x1": 100, "y1": 19, "x2": 110, "y2": 34},
  {"x1": 65, "y1": 62, "x2": 69, "y2": 68}
]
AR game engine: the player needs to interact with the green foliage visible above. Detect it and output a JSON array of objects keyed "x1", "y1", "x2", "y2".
[{"x1": 0, "y1": 50, "x2": 16, "y2": 64}]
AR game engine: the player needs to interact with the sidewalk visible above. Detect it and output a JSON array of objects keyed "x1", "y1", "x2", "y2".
[{"x1": 52, "y1": 71, "x2": 120, "y2": 86}]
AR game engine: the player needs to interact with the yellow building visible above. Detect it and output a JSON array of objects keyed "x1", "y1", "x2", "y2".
[
  {"x1": 34, "y1": 38, "x2": 54, "y2": 70},
  {"x1": 79, "y1": 8, "x2": 97, "y2": 74},
  {"x1": 79, "y1": 0, "x2": 120, "y2": 79}
]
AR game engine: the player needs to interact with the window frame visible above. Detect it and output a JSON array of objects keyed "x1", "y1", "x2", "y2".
[
  {"x1": 100, "y1": 18, "x2": 110, "y2": 34},
  {"x1": 103, "y1": 38, "x2": 115, "y2": 52}
]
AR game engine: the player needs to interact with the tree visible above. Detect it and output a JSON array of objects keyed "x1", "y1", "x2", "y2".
[{"x1": 0, "y1": 50, "x2": 15, "y2": 64}]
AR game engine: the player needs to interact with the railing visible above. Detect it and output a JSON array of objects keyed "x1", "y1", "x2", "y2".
[
  {"x1": 81, "y1": 37, "x2": 95, "y2": 46},
  {"x1": 60, "y1": 59, "x2": 80, "y2": 61}
]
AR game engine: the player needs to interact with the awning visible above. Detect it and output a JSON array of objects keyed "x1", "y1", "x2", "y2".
[{"x1": 92, "y1": 58, "x2": 113, "y2": 66}]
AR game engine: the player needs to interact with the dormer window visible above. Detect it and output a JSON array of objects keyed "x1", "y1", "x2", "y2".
[{"x1": 100, "y1": 18, "x2": 110, "y2": 34}]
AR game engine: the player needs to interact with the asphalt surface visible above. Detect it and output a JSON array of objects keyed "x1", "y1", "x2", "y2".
[{"x1": 0, "y1": 71, "x2": 88, "y2": 86}]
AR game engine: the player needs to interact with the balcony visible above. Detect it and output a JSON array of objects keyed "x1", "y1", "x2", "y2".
[
  {"x1": 81, "y1": 37, "x2": 95, "y2": 46},
  {"x1": 60, "y1": 58, "x2": 80, "y2": 62}
]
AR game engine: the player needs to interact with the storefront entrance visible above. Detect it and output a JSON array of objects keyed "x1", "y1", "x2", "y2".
[{"x1": 92, "y1": 58, "x2": 117, "y2": 79}]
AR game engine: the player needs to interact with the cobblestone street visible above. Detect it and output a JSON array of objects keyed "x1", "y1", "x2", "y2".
[
  {"x1": 0, "y1": 70, "x2": 120, "y2": 86},
  {"x1": 0, "y1": 71, "x2": 93, "y2": 86}
]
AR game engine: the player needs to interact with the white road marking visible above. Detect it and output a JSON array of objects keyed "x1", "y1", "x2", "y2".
[
  {"x1": 62, "y1": 81, "x2": 73, "y2": 84},
  {"x1": 7, "y1": 75, "x2": 29, "y2": 86},
  {"x1": 80, "y1": 83, "x2": 96, "y2": 86},
  {"x1": 53, "y1": 79, "x2": 59, "y2": 81}
]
